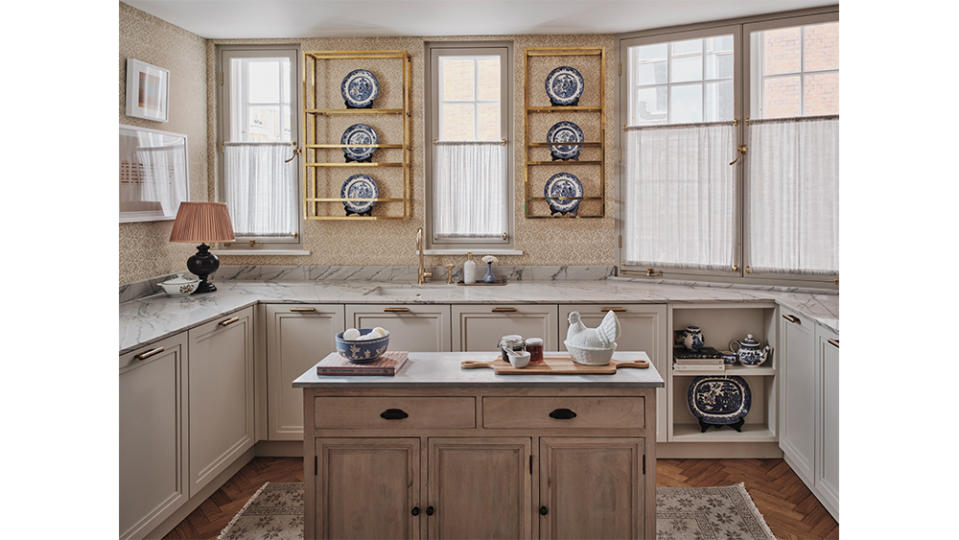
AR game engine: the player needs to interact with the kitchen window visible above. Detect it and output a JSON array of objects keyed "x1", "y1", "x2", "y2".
[
  {"x1": 425, "y1": 43, "x2": 513, "y2": 251},
  {"x1": 217, "y1": 46, "x2": 302, "y2": 250}
]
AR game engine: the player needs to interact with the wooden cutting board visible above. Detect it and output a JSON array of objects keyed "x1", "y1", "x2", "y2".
[{"x1": 461, "y1": 354, "x2": 648, "y2": 375}]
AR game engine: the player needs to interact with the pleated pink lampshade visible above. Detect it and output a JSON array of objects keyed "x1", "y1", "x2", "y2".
[{"x1": 169, "y1": 202, "x2": 235, "y2": 243}]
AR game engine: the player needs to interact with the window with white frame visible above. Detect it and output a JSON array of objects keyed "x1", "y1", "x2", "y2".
[
  {"x1": 218, "y1": 47, "x2": 300, "y2": 245},
  {"x1": 427, "y1": 44, "x2": 511, "y2": 247}
]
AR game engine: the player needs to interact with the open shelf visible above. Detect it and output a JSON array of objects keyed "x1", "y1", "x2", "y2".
[
  {"x1": 671, "y1": 423, "x2": 777, "y2": 443},
  {"x1": 671, "y1": 364, "x2": 776, "y2": 377}
]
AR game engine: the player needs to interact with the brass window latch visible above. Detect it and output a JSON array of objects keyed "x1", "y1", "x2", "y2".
[{"x1": 729, "y1": 145, "x2": 748, "y2": 165}]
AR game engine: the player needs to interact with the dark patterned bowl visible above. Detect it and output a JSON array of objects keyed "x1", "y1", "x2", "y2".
[{"x1": 335, "y1": 329, "x2": 390, "y2": 364}]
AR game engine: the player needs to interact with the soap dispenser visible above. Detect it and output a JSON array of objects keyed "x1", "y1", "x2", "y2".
[{"x1": 463, "y1": 252, "x2": 476, "y2": 284}]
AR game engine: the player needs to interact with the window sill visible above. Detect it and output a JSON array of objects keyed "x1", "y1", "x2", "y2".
[
  {"x1": 424, "y1": 248, "x2": 523, "y2": 256},
  {"x1": 212, "y1": 249, "x2": 311, "y2": 256}
]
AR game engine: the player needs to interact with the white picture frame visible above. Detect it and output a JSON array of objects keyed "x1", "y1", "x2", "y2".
[
  {"x1": 119, "y1": 125, "x2": 190, "y2": 223},
  {"x1": 125, "y1": 58, "x2": 170, "y2": 122}
]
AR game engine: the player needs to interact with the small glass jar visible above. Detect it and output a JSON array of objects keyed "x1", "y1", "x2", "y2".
[
  {"x1": 498, "y1": 335, "x2": 525, "y2": 362},
  {"x1": 525, "y1": 337, "x2": 544, "y2": 363}
]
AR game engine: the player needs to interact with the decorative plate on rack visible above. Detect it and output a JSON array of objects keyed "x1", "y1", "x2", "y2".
[
  {"x1": 544, "y1": 172, "x2": 583, "y2": 216},
  {"x1": 340, "y1": 124, "x2": 378, "y2": 162},
  {"x1": 687, "y1": 375, "x2": 751, "y2": 431},
  {"x1": 546, "y1": 121, "x2": 585, "y2": 161},
  {"x1": 340, "y1": 69, "x2": 379, "y2": 108},
  {"x1": 545, "y1": 66, "x2": 585, "y2": 106},
  {"x1": 340, "y1": 174, "x2": 379, "y2": 215}
]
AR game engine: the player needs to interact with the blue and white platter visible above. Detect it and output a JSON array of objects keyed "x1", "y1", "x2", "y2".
[
  {"x1": 546, "y1": 121, "x2": 585, "y2": 161},
  {"x1": 544, "y1": 172, "x2": 583, "y2": 216},
  {"x1": 341, "y1": 69, "x2": 379, "y2": 108},
  {"x1": 340, "y1": 174, "x2": 379, "y2": 215},
  {"x1": 687, "y1": 375, "x2": 751, "y2": 430},
  {"x1": 545, "y1": 66, "x2": 585, "y2": 106},
  {"x1": 340, "y1": 123, "x2": 378, "y2": 162}
]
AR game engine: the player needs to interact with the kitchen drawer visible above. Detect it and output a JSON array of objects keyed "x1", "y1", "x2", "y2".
[
  {"x1": 482, "y1": 396, "x2": 645, "y2": 429},
  {"x1": 314, "y1": 396, "x2": 476, "y2": 429}
]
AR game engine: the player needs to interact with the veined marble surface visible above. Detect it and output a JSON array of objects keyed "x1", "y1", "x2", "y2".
[
  {"x1": 119, "y1": 279, "x2": 838, "y2": 354},
  {"x1": 293, "y1": 351, "x2": 664, "y2": 388}
]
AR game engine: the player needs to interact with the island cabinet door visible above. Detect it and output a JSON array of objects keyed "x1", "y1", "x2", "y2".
[
  {"x1": 427, "y1": 438, "x2": 532, "y2": 539},
  {"x1": 314, "y1": 438, "x2": 420, "y2": 540},
  {"x1": 539, "y1": 438, "x2": 645, "y2": 540},
  {"x1": 187, "y1": 306, "x2": 255, "y2": 497},
  {"x1": 452, "y1": 304, "x2": 559, "y2": 351},
  {"x1": 346, "y1": 304, "x2": 452, "y2": 352},
  {"x1": 559, "y1": 304, "x2": 668, "y2": 441},
  {"x1": 815, "y1": 326, "x2": 839, "y2": 520},
  {"x1": 779, "y1": 308, "x2": 817, "y2": 486},
  {"x1": 266, "y1": 304, "x2": 344, "y2": 440}
]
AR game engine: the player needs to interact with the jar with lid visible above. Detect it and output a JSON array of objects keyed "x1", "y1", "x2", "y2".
[
  {"x1": 524, "y1": 337, "x2": 544, "y2": 363},
  {"x1": 498, "y1": 335, "x2": 525, "y2": 362}
]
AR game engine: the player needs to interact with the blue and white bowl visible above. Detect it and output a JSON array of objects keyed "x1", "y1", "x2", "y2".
[{"x1": 336, "y1": 329, "x2": 391, "y2": 364}]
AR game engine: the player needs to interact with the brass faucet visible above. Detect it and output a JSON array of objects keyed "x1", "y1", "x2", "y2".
[{"x1": 416, "y1": 227, "x2": 432, "y2": 284}]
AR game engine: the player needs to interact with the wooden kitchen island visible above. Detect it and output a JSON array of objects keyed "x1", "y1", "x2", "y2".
[{"x1": 293, "y1": 351, "x2": 664, "y2": 539}]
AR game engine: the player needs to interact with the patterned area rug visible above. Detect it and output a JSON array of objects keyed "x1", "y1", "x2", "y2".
[{"x1": 218, "y1": 482, "x2": 775, "y2": 540}]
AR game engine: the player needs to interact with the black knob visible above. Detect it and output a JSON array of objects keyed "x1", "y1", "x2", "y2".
[
  {"x1": 411, "y1": 506, "x2": 420, "y2": 516},
  {"x1": 380, "y1": 408, "x2": 409, "y2": 420},
  {"x1": 426, "y1": 506, "x2": 435, "y2": 516},
  {"x1": 548, "y1": 408, "x2": 577, "y2": 420},
  {"x1": 539, "y1": 506, "x2": 549, "y2": 515}
]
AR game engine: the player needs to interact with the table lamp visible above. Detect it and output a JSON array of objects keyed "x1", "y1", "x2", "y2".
[{"x1": 169, "y1": 202, "x2": 235, "y2": 294}]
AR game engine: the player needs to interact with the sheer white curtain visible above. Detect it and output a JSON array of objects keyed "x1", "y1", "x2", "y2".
[
  {"x1": 432, "y1": 142, "x2": 507, "y2": 239},
  {"x1": 623, "y1": 123, "x2": 737, "y2": 271},
  {"x1": 224, "y1": 143, "x2": 298, "y2": 237},
  {"x1": 747, "y1": 117, "x2": 838, "y2": 275}
]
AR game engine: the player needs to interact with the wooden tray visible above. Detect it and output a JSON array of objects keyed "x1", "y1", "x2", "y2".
[{"x1": 461, "y1": 354, "x2": 648, "y2": 375}]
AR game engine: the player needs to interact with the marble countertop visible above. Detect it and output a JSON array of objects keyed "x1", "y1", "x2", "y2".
[
  {"x1": 119, "y1": 279, "x2": 838, "y2": 354},
  {"x1": 293, "y1": 351, "x2": 665, "y2": 388}
]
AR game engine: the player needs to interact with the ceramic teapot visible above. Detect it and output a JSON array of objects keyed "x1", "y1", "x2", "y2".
[
  {"x1": 729, "y1": 334, "x2": 772, "y2": 366},
  {"x1": 682, "y1": 325, "x2": 705, "y2": 352}
]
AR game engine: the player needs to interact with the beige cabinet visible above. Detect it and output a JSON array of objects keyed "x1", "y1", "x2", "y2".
[
  {"x1": 779, "y1": 308, "x2": 816, "y2": 486},
  {"x1": 266, "y1": 304, "x2": 344, "y2": 440},
  {"x1": 427, "y1": 438, "x2": 532, "y2": 539},
  {"x1": 559, "y1": 304, "x2": 668, "y2": 441},
  {"x1": 539, "y1": 437, "x2": 645, "y2": 540},
  {"x1": 815, "y1": 326, "x2": 839, "y2": 520},
  {"x1": 315, "y1": 438, "x2": 420, "y2": 540},
  {"x1": 119, "y1": 333, "x2": 189, "y2": 540},
  {"x1": 452, "y1": 304, "x2": 558, "y2": 351},
  {"x1": 187, "y1": 306, "x2": 255, "y2": 497},
  {"x1": 346, "y1": 304, "x2": 451, "y2": 352}
]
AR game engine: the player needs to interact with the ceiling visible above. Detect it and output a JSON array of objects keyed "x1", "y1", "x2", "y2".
[{"x1": 124, "y1": 0, "x2": 834, "y2": 39}]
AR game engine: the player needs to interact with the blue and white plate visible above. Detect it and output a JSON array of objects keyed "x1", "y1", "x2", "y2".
[
  {"x1": 687, "y1": 376, "x2": 751, "y2": 425},
  {"x1": 545, "y1": 66, "x2": 585, "y2": 106},
  {"x1": 546, "y1": 121, "x2": 584, "y2": 161},
  {"x1": 544, "y1": 172, "x2": 583, "y2": 215},
  {"x1": 341, "y1": 69, "x2": 379, "y2": 108},
  {"x1": 341, "y1": 174, "x2": 379, "y2": 215},
  {"x1": 340, "y1": 124, "x2": 378, "y2": 162}
]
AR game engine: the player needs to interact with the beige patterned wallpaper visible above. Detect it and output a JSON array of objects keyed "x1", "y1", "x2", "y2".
[{"x1": 119, "y1": 2, "x2": 208, "y2": 284}]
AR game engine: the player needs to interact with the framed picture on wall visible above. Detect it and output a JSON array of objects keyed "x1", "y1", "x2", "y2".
[
  {"x1": 126, "y1": 58, "x2": 170, "y2": 122},
  {"x1": 119, "y1": 125, "x2": 189, "y2": 223}
]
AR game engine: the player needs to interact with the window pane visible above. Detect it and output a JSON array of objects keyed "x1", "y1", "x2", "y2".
[
  {"x1": 440, "y1": 57, "x2": 475, "y2": 101},
  {"x1": 247, "y1": 60, "x2": 282, "y2": 102},
  {"x1": 247, "y1": 105, "x2": 281, "y2": 141},
  {"x1": 634, "y1": 86, "x2": 667, "y2": 125},
  {"x1": 705, "y1": 35, "x2": 734, "y2": 79},
  {"x1": 476, "y1": 103, "x2": 500, "y2": 140},
  {"x1": 670, "y1": 53, "x2": 702, "y2": 83},
  {"x1": 705, "y1": 80, "x2": 733, "y2": 122},
  {"x1": 762, "y1": 75, "x2": 801, "y2": 119},
  {"x1": 803, "y1": 22, "x2": 839, "y2": 71},
  {"x1": 635, "y1": 60, "x2": 667, "y2": 86},
  {"x1": 672, "y1": 39, "x2": 702, "y2": 56},
  {"x1": 803, "y1": 72, "x2": 838, "y2": 116},
  {"x1": 281, "y1": 60, "x2": 291, "y2": 103},
  {"x1": 440, "y1": 102, "x2": 474, "y2": 140},
  {"x1": 476, "y1": 57, "x2": 500, "y2": 101},
  {"x1": 670, "y1": 84, "x2": 702, "y2": 124},
  {"x1": 761, "y1": 27, "x2": 801, "y2": 75}
]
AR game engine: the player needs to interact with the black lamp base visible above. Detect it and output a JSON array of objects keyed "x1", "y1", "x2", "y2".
[{"x1": 187, "y1": 243, "x2": 220, "y2": 294}]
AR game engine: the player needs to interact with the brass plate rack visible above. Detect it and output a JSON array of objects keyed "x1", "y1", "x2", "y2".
[
  {"x1": 302, "y1": 50, "x2": 412, "y2": 221},
  {"x1": 523, "y1": 46, "x2": 606, "y2": 219}
]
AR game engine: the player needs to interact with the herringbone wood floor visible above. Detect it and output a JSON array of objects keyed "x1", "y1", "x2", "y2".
[{"x1": 166, "y1": 457, "x2": 837, "y2": 539}]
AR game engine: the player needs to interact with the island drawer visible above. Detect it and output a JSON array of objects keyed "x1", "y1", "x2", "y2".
[
  {"x1": 314, "y1": 396, "x2": 476, "y2": 429},
  {"x1": 482, "y1": 396, "x2": 645, "y2": 429}
]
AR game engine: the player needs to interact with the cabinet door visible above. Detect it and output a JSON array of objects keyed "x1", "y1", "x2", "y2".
[
  {"x1": 428, "y1": 438, "x2": 532, "y2": 539},
  {"x1": 347, "y1": 304, "x2": 451, "y2": 352},
  {"x1": 559, "y1": 304, "x2": 668, "y2": 441},
  {"x1": 816, "y1": 326, "x2": 840, "y2": 520},
  {"x1": 452, "y1": 304, "x2": 558, "y2": 351},
  {"x1": 315, "y1": 438, "x2": 420, "y2": 540},
  {"x1": 539, "y1": 438, "x2": 644, "y2": 540},
  {"x1": 119, "y1": 333, "x2": 189, "y2": 540},
  {"x1": 779, "y1": 309, "x2": 816, "y2": 485},
  {"x1": 187, "y1": 306, "x2": 255, "y2": 497},
  {"x1": 266, "y1": 304, "x2": 344, "y2": 440}
]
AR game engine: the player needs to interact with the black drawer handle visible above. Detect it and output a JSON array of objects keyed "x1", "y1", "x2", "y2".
[
  {"x1": 548, "y1": 408, "x2": 577, "y2": 420},
  {"x1": 411, "y1": 506, "x2": 420, "y2": 516},
  {"x1": 539, "y1": 506, "x2": 549, "y2": 515},
  {"x1": 380, "y1": 408, "x2": 409, "y2": 420},
  {"x1": 426, "y1": 506, "x2": 435, "y2": 516}
]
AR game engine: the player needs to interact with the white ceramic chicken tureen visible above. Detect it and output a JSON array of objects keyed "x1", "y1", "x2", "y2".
[{"x1": 564, "y1": 310, "x2": 621, "y2": 365}]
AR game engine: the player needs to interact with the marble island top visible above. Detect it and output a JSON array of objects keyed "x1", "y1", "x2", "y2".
[
  {"x1": 293, "y1": 351, "x2": 665, "y2": 388},
  {"x1": 119, "y1": 279, "x2": 838, "y2": 354}
]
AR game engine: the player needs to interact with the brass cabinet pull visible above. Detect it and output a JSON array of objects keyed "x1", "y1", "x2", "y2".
[
  {"x1": 600, "y1": 306, "x2": 627, "y2": 313},
  {"x1": 491, "y1": 307, "x2": 518, "y2": 313},
  {"x1": 134, "y1": 347, "x2": 165, "y2": 361},
  {"x1": 219, "y1": 316, "x2": 240, "y2": 327},
  {"x1": 290, "y1": 307, "x2": 317, "y2": 312},
  {"x1": 782, "y1": 314, "x2": 801, "y2": 325},
  {"x1": 827, "y1": 338, "x2": 839, "y2": 348},
  {"x1": 384, "y1": 307, "x2": 411, "y2": 313}
]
